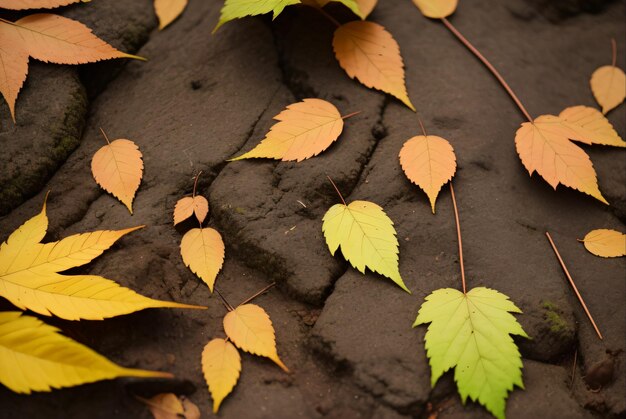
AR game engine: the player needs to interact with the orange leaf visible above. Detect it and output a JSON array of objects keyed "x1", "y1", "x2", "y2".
[
  {"x1": 515, "y1": 115, "x2": 607, "y2": 204},
  {"x1": 173, "y1": 196, "x2": 209, "y2": 225},
  {"x1": 202, "y1": 338, "x2": 241, "y2": 413},
  {"x1": 0, "y1": 0, "x2": 85, "y2": 9},
  {"x1": 223, "y1": 304, "x2": 288, "y2": 372},
  {"x1": 140, "y1": 393, "x2": 200, "y2": 419},
  {"x1": 580, "y1": 229, "x2": 626, "y2": 258},
  {"x1": 333, "y1": 21, "x2": 414, "y2": 111},
  {"x1": 180, "y1": 228, "x2": 224, "y2": 292},
  {"x1": 590, "y1": 65, "x2": 625, "y2": 114},
  {"x1": 399, "y1": 135, "x2": 456, "y2": 213},
  {"x1": 154, "y1": 0, "x2": 188, "y2": 30},
  {"x1": 91, "y1": 137, "x2": 144, "y2": 214},
  {"x1": 0, "y1": 26, "x2": 28, "y2": 122},
  {"x1": 558, "y1": 106, "x2": 625, "y2": 148},
  {"x1": 355, "y1": 0, "x2": 377, "y2": 18},
  {"x1": 412, "y1": 0, "x2": 457, "y2": 18},
  {"x1": 229, "y1": 99, "x2": 344, "y2": 162}
]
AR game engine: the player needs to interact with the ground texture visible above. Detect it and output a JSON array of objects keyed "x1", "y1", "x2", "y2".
[{"x1": 0, "y1": 0, "x2": 625, "y2": 418}]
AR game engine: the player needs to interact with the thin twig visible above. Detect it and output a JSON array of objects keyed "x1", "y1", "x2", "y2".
[
  {"x1": 192, "y1": 170, "x2": 203, "y2": 197},
  {"x1": 341, "y1": 110, "x2": 362, "y2": 120},
  {"x1": 570, "y1": 349, "x2": 578, "y2": 391},
  {"x1": 214, "y1": 287, "x2": 234, "y2": 311},
  {"x1": 545, "y1": 232, "x2": 603, "y2": 340},
  {"x1": 417, "y1": 116, "x2": 427, "y2": 137},
  {"x1": 611, "y1": 38, "x2": 617, "y2": 67},
  {"x1": 327, "y1": 176, "x2": 347, "y2": 206},
  {"x1": 99, "y1": 127, "x2": 111, "y2": 145},
  {"x1": 441, "y1": 18, "x2": 533, "y2": 122},
  {"x1": 449, "y1": 184, "x2": 466, "y2": 294},
  {"x1": 239, "y1": 282, "x2": 276, "y2": 306}
]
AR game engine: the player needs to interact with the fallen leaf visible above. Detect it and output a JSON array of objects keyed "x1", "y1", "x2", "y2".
[
  {"x1": 558, "y1": 106, "x2": 625, "y2": 148},
  {"x1": 0, "y1": 199, "x2": 204, "y2": 320},
  {"x1": 414, "y1": 287, "x2": 528, "y2": 419},
  {"x1": 180, "y1": 397, "x2": 200, "y2": 419},
  {"x1": 154, "y1": 0, "x2": 188, "y2": 29},
  {"x1": 317, "y1": 0, "x2": 376, "y2": 19},
  {"x1": 412, "y1": 0, "x2": 457, "y2": 18},
  {"x1": 322, "y1": 199, "x2": 410, "y2": 292},
  {"x1": 0, "y1": 0, "x2": 86, "y2": 9},
  {"x1": 223, "y1": 304, "x2": 289, "y2": 372},
  {"x1": 91, "y1": 135, "x2": 144, "y2": 214},
  {"x1": 354, "y1": 0, "x2": 376, "y2": 17},
  {"x1": 590, "y1": 65, "x2": 626, "y2": 114},
  {"x1": 202, "y1": 338, "x2": 241, "y2": 413},
  {"x1": 333, "y1": 21, "x2": 414, "y2": 110},
  {"x1": 142, "y1": 393, "x2": 184, "y2": 419},
  {"x1": 0, "y1": 311, "x2": 171, "y2": 394},
  {"x1": 214, "y1": 0, "x2": 299, "y2": 32},
  {"x1": 180, "y1": 228, "x2": 225, "y2": 292},
  {"x1": 229, "y1": 99, "x2": 344, "y2": 162},
  {"x1": 581, "y1": 229, "x2": 626, "y2": 258},
  {"x1": 0, "y1": 14, "x2": 140, "y2": 121},
  {"x1": 174, "y1": 196, "x2": 209, "y2": 225},
  {"x1": 399, "y1": 135, "x2": 457, "y2": 213}
]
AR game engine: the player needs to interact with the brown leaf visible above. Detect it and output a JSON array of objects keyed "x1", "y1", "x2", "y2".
[{"x1": 333, "y1": 21, "x2": 414, "y2": 110}]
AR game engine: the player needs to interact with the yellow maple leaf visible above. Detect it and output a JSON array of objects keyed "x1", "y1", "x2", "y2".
[
  {"x1": 0, "y1": 199, "x2": 204, "y2": 320},
  {"x1": 202, "y1": 338, "x2": 241, "y2": 413}
]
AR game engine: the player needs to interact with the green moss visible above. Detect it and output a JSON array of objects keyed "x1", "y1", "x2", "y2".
[
  {"x1": 234, "y1": 207, "x2": 246, "y2": 214},
  {"x1": 541, "y1": 300, "x2": 569, "y2": 333}
]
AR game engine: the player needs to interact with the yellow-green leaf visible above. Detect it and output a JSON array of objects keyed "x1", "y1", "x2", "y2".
[
  {"x1": 214, "y1": 0, "x2": 299, "y2": 32},
  {"x1": 581, "y1": 229, "x2": 626, "y2": 258},
  {"x1": 202, "y1": 338, "x2": 241, "y2": 413},
  {"x1": 414, "y1": 287, "x2": 528, "y2": 419},
  {"x1": 180, "y1": 227, "x2": 225, "y2": 292},
  {"x1": 0, "y1": 311, "x2": 170, "y2": 394},
  {"x1": 322, "y1": 200, "x2": 409, "y2": 292}
]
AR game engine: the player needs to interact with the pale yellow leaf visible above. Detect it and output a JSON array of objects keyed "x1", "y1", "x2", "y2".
[
  {"x1": 333, "y1": 21, "x2": 414, "y2": 111},
  {"x1": 581, "y1": 229, "x2": 625, "y2": 258},
  {"x1": 0, "y1": 0, "x2": 87, "y2": 9},
  {"x1": 154, "y1": 0, "x2": 188, "y2": 30},
  {"x1": 173, "y1": 196, "x2": 209, "y2": 225},
  {"x1": 180, "y1": 228, "x2": 225, "y2": 292},
  {"x1": 202, "y1": 338, "x2": 241, "y2": 413},
  {"x1": 223, "y1": 304, "x2": 288, "y2": 372},
  {"x1": 590, "y1": 65, "x2": 626, "y2": 114},
  {"x1": 558, "y1": 106, "x2": 625, "y2": 148},
  {"x1": 0, "y1": 25, "x2": 28, "y2": 122},
  {"x1": 91, "y1": 138, "x2": 144, "y2": 214},
  {"x1": 229, "y1": 99, "x2": 344, "y2": 162},
  {"x1": 412, "y1": 0, "x2": 457, "y2": 18},
  {"x1": 0, "y1": 311, "x2": 171, "y2": 394},
  {"x1": 515, "y1": 115, "x2": 607, "y2": 204},
  {"x1": 0, "y1": 201, "x2": 205, "y2": 320},
  {"x1": 399, "y1": 135, "x2": 456, "y2": 213}
]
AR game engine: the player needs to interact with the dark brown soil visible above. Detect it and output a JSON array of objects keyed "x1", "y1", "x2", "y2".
[{"x1": 0, "y1": 0, "x2": 624, "y2": 418}]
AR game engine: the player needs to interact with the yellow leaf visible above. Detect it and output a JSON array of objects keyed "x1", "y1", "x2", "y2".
[
  {"x1": 0, "y1": 311, "x2": 171, "y2": 394},
  {"x1": 412, "y1": 0, "x2": 457, "y2": 18},
  {"x1": 154, "y1": 0, "x2": 188, "y2": 30},
  {"x1": 0, "y1": 201, "x2": 204, "y2": 320},
  {"x1": 223, "y1": 304, "x2": 288, "y2": 372},
  {"x1": 0, "y1": 0, "x2": 87, "y2": 9},
  {"x1": 202, "y1": 338, "x2": 241, "y2": 413},
  {"x1": 140, "y1": 393, "x2": 200, "y2": 419},
  {"x1": 558, "y1": 106, "x2": 625, "y2": 148},
  {"x1": 515, "y1": 115, "x2": 607, "y2": 204},
  {"x1": 229, "y1": 99, "x2": 344, "y2": 162},
  {"x1": 174, "y1": 196, "x2": 209, "y2": 225},
  {"x1": 322, "y1": 200, "x2": 410, "y2": 292},
  {"x1": 355, "y1": 0, "x2": 377, "y2": 18},
  {"x1": 399, "y1": 135, "x2": 457, "y2": 213},
  {"x1": 590, "y1": 65, "x2": 626, "y2": 114},
  {"x1": 180, "y1": 228, "x2": 225, "y2": 292},
  {"x1": 581, "y1": 229, "x2": 626, "y2": 258},
  {"x1": 333, "y1": 21, "x2": 414, "y2": 111},
  {"x1": 0, "y1": 26, "x2": 28, "y2": 122},
  {"x1": 91, "y1": 137, "x2": 144, "y2": 214}
]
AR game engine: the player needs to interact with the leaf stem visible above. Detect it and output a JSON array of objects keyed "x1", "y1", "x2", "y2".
[
  {"x1": 239, "y1": 282, "x2": 276, "y2": 306},
  {"x1": 307, "y1": 3, "x2": 341, "y2": 27},
  {"x1": 611, "y1": 38, "x2": 617, "y2": 67},
  {"x1": 441, "y1": 18, "x2": 533, "y2": 123},
  {"x1": 99, "y1": 127, "x2": 111, "y2": 145},
  {"x1": 192, "y1": 171, "x2": 203, "y2": 197},
  {"x1": 214, "y1": 287, "x2": 234, "y2": 311},
  {"x1": 545, "y1": 232, "x2": 603, "y2": 340},
  {"x1": 341, "y1": 110, "x2": 362, "y2": 120},
  {"x1": 417, "y1": 116, "x2": 427, "y2": 137},
  {"x1": 449, "y1": 183, "x2": 466, "y2": 294},
  {"x1": 327, "y1": 175, "x2": 347, "y2": 206}
]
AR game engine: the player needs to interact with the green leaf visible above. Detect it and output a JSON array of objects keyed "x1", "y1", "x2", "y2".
[
  {"x1": 322, "y1": 200, "x2": 410, "y2": 293},
  {"x1": 214, "y1": 0, "x2": 299, "y2": 32},
  {"x1": 413, "y1": 287, "x2": 528, "y2": 419}
]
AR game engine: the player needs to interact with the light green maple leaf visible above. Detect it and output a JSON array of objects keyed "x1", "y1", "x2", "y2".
[
  {"x1": 214, "y1": 0, "x2": 300, "y2": 32},
  {"x1": 413, "y1": 287, "x2": 528, "y2": 419},
  {"x1": 322, "y1": 200, "x2": 410, "y2": 293}
]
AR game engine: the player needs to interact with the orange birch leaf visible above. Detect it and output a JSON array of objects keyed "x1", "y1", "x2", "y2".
[
  {"x1": 590, "y1": 65, "x2": 626, "y2": 114},
  {"x1": 0, "y1": 26, "x2": 28, "y2": 122},
  {"x1": 223, "y1": 304, "x2": 289, "y2": 372},
  {"x1": 0, "y1": 0, "x2": 87, "y2": 9},
  {"x1": 202, "y1": 338, "x2": 241, "y2": 413},
  {"x1": 91, "y1": 137, "x2": 144, "y2": 214},
  {"x1": 558, "y1": 106, "x2": 625, "y2": 148},
  {"x1": 174, "y1": 196, "x2": 209, "y2": 225},
  {"x1": 580, "y1": 229, "x2": 626, "y2": 258},
  {"x1": 412, "y1": 0, "x2": 457, "y2": 18},
  {"x1": 333, "y1": 21, "x2": 414, "y2": 111},
  {"x1": 180, "y1": 228, "x2": 225, "y2": 292},
  {"x1": 229, "y1": 99, "x2": 344, "y2": 162},
  {"x1": 515, "y1": 115, "x2": 607, "y2": 204},
  {"x1": 154, "y1": 0, "x2": 188, "y2": 30},
  {"x1": 399, "y1": 135, "x2": 457, "y2": 213}
]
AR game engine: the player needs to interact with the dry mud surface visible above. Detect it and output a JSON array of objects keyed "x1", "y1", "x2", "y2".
[{"x1": 0, "y1": 0, "x2": 625, "y2": 418}]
